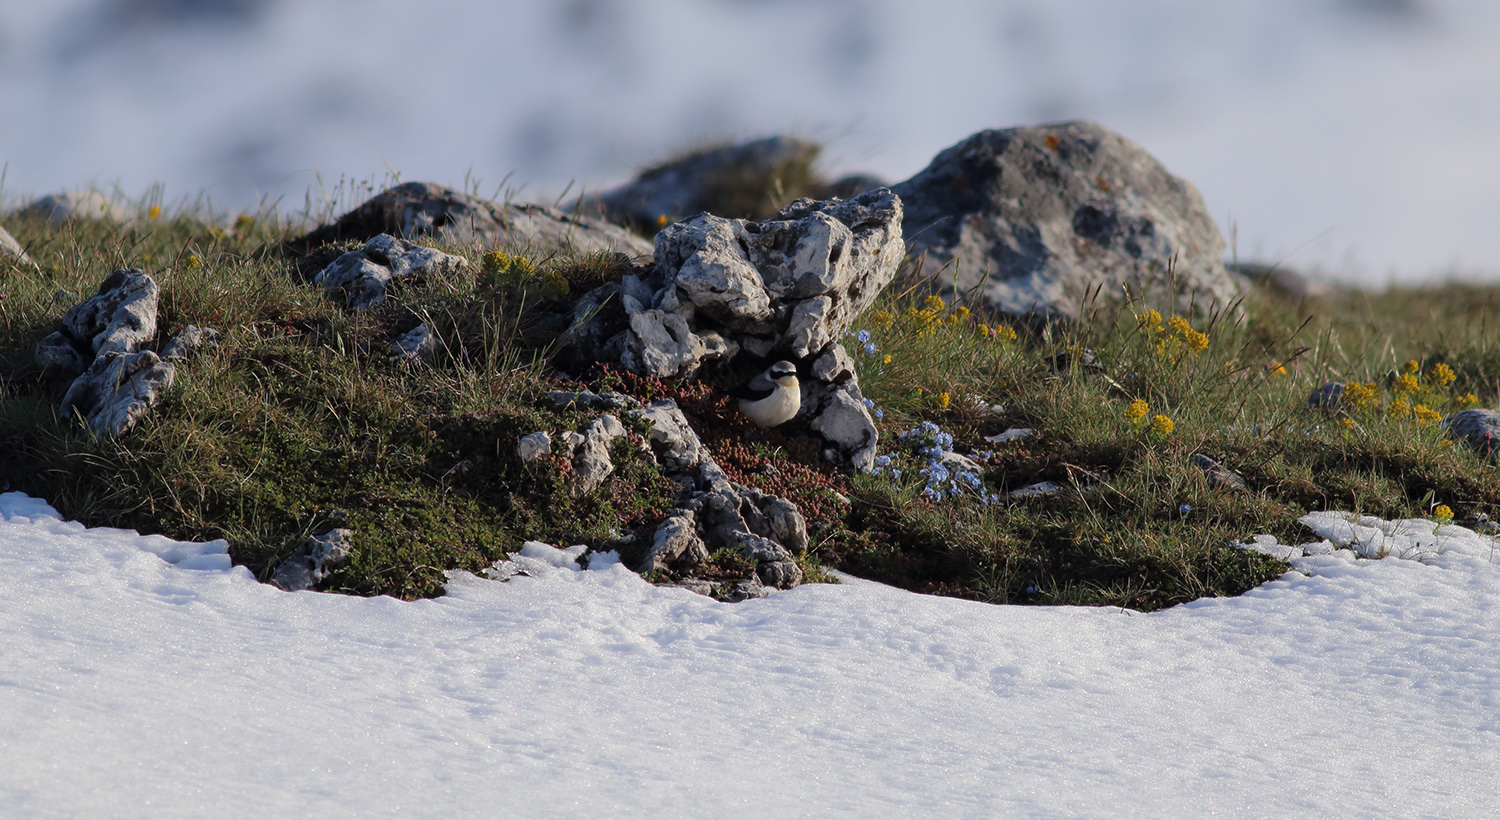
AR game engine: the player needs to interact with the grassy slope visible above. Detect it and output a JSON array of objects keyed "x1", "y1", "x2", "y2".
[{"x1": 3, "y1": 205, "x2": 1498, "y2": 610}]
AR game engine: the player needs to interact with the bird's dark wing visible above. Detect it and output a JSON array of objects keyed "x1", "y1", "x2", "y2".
[{"x1": 731, "y1": 381, "x2": 776, "y2": 402}]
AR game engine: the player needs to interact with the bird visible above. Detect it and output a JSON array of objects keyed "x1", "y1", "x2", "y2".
[{"x1": 734, "y1": 360, "x2": 801, "y2": 427}]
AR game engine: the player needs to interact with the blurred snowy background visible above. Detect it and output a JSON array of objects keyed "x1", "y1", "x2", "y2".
[{"x1": 2, "y1": 0, "x2": 1498, "y2": 284}]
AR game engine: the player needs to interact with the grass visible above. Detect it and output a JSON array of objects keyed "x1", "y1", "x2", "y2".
[{"x1": 3, "y1": 188, "x2": 1499, "y2": 611}]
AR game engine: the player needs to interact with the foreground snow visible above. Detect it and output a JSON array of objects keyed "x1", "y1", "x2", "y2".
[{"x1": 2, "y1": 492, "x2": 1497, "y2": 818}]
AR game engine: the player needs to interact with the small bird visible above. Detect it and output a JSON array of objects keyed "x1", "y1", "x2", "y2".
[{"x1": 734, "y1": 360, "x2": 801, "y2": 427}]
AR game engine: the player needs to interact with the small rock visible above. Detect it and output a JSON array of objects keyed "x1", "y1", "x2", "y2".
[
  {"x1": 36, "y1": 269, "x2": 161, "y2": 381},
  {"x1": 543, "y1": 390, "x2": 640, "y2": 411},
  {"x1": 516, "y1": 431, "x2": 553, "y2": 463},
  {"x1": 1308, "y1": 382, "x2": 1344, "y2": 410},
  {"x1": 1007, "y1": 481, "x2": 1061, "y2": 499},
  {"x1": 0, "y1": 225, "x2": 37, "y2": 269},
  {"x1": 390, "y1": 323, "x2": 441, "y2": 363},
  {"x1": 314, "y1": 233, "x2": 468, "y2": 309},
  {"x1": 985, "y1": 428, "x2": 1036, "y2": 444},
  {"x1": 1442, "y1": 409, "x2": 1500, "y2": 458},
  {"x1": 59, "y1": 351, "x2": 175, "y2": 439},
  {"x1": 725, "y1": 574, "x2": 772, "y2": 603},
  {"x1": 665, "y1": 579, "x2": 717, "y2": 597},
  {"x1": 568, "y1": 415, "x2": 627, "y2": 495},
  {"x1": 1191, "y1": 453, "x2": 1248, "y2": 491},
  {"x1": 24, "y1": 190, "x2": 130, "y2": 223},
  {"x1": 640, "y1": 511, "x2": 710, "y2": 573},
  {"x1": 272, "y1": 528, "x2": 354, "y2": 591},
  {"x1": 160, "y1": 325, "x2": 222, "y2": 361}
]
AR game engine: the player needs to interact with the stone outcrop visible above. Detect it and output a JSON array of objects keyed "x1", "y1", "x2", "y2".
[
  {"x1": 892, "y1": 120, "x2": 1240, "y2": 320},
  {"x1": 517, "y1": 397, "x2": 810, "y2": 593},
  {"x1": 35, "y1": 269, "x2": 177, "y2": 438},
  {"x1": 574, "y1": 136, "x2": 823, "y2": 230},
  {"x1": 1, "y1": 225, "x2": 37, "y2": 269},
  {"x1": 1443, "y1": 409, "x2": 1500, "y2": 458},
  {"x1": 293, "y1": 181, "x2": 654, "y2": 258},
  {"x1": 628, "y1": 400, "x2": 807, "y2": 591},
  {"x1": 273, "y1": 528, "x2": 354, "y2": 591},
  {"x1": 314, "y1": 233, "x2": 469, "y2": 309},
  {"x1": 561, "y1": 188, "x2": 903, "y2": 470}
]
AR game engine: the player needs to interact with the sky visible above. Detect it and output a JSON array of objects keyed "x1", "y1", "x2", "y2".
[
  {"x1": 3, "y1": 491, "x2": 1498, "y2": 818},
  {"x1": 3, "y1": 0, "x2": 1500, "y2": 283}
]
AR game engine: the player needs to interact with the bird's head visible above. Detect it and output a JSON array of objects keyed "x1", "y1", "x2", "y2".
[{"x1": 766, "y1": 360, "x2": 799, "y2": 387}]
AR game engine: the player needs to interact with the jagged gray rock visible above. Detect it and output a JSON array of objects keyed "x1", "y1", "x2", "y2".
[
  {"x1": 294, "y1": 181, "x2": 654, "y2": 258},
  {"x1": 627, "y1": 399, "x2": 806, "y2": 589},
  {"x1": 59, "y1": 350, "x2": 176, "y2": 439},
  {"x1": 574, "y1": 136, "x2": 822, "y2": 230},
  {"x1": 273, "y1": 528, "x2": 354, "y2": 591},
  {"x1": 542, "y1": 389, "x2": 639, "y2": 412},
  {"x1": 893, "y1": 121, "x2": 1240, "y2": 320},
  {"x1": 1, "y1": 225, "x2": 37, "y2": 269},
  {"x1": 516, "y1": 432, "x2": 553, "y2": 464},
  {"x1": 160, "y1": 325, "x2": 222, "y2": 361},
  {"x1": 24, "y1": 190, "x2": 131, "y2": 223},
  {"x1": 35, "y1": 268, "x2": 159, "y2": 380},
  {"x1": 568, "y1": 415, "x2": 627, "y2": 495},
  {"x1": 314, "y1": 233, "x2": 468, "y2": 309},
  {"x1": 1443, "y1": 409, "x2": 1500, "y2": 458},
  {"x1": 562, "y1": 189, "x2": 900, "y2": 470},
  {"x1": 389, "y1": 323, "x2": 441, "y2": 363}
]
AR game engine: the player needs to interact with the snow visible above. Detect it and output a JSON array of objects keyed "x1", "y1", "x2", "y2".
[
  {"x1": 3, "y1": 1, "x2": 1500, "y2": 282},
  {"x1": 3, "y1": 491, "x2": 1498, "y2": 818}
]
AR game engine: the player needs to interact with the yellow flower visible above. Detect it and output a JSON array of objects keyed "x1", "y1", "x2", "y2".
[
  {"x1": 1137, "y1": 309, "x2": 1162, "y2": 332},
  {"x1": 1389, "y1": 397, "x2": 1411, "y2": 419},
  {"x1": 1344, "y1": 382, "x2": 1377, "y2": 411},
  {"x1": 1340, "y1": 417, "x2": 1355, "y2": 429},
  {"x1": 1125, "y1": 398, "x2": 1149, "y2": 423},
  {"x1": 1394, "y1": 373, "x2": 1420, "y2": 395},
  {"x1": 1460, "y1": 392, "x2": 1479, "y2": 406},
  {"x1": 992, "y1": 324, "x2": 1017, "y2": 341},
  {"x1": 186, "y1": 254, "x2": 201, "y2": 270},
  {"x1": 1433, "y1": 504, "x2": 1454, "y2": 524},
  {"x1": 1269, "y1": 361, "x2": 1288, "y2": 377},
  {"x1": 657, "y1": 214, "x2": 670, "y2": 227},
  {"x1": 1150, "y1": 414, "x2": 1174, "y2": 437},
  {"x1": 882, "y1": 354, "x2": 891, "y2": 365},
  {"x1": 1430, "y1": 363, "x2": 1456, "y2": 389},
  {"x1": 953, "y1": 306, "x2": 970, "y2": 321},
  {"x1": 1167, "y1": 316, "x2": 1193, "y2": 336},
  {"x1": 147, "y1": 205, "x2": 162, "y2": 221},
  {"x1": 1414, "y1": 404, "x2": 1442, "y2": 426},
  {"x1": 938, "y1": 392, "x2": 951, "y2": 409},
  {"x1": 923, "y1": 295, "x2": 947, "y2": 312},
  {"x1": 235, "y1": 214, "x2": 254, "y2": 232},
  {"x1": 1403, "y1": 359, "x2": 1420, "y2": 374},
  {"x1": 870, "y1": 310, "x2": 894, "y2": 329},
  {"x1": 1184, "y1": 329, "x2": 1209, "y2": 352},
  {"x1": 482, "y1": 250, "x2": 512, "y2": 272}
]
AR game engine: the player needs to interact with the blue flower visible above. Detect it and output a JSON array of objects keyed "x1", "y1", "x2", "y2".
[
  {"x1": 857, "y1": 329, "x2": 871, "y2": 345},
  {"x1": 864, "y1": 342, "x2": 877, "y2": 356},
  {"x1": 1179, "y1": 504, "x2": 1192, "y2": 514}
]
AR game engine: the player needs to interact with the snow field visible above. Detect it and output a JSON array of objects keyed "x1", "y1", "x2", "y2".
[{"x1": 2, "y1": 492, "x2": 1497, "y2": 818}]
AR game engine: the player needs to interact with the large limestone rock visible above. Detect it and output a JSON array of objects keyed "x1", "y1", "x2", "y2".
[
  {"x1": 892, "y1": 121, "x2": 1239, "y2": 320},
  {"x1": 574, "y1": 136, "x2": 822, "y2": 231},
  {"x1": 560, "y1": 188, "x2": 900, "y2": 470},
  {"x1": 1, "y1": 225, "x2": 37, "y2": 269},
  {"x1": 292, "y1": 181, "x2": 654, "y2": 258}
]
